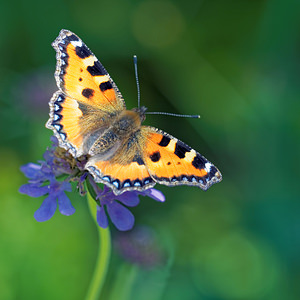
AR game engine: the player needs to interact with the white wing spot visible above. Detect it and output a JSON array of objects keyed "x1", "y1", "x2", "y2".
[
  {"x1": 205, "y1": 162, "x2": 212, "y2": 172},
  {"x1": 112, "y1": 181, "x2": 119, "y2": 188},
  {"x1": 71, "y1": 40, "x2": 83, "y2": 47},
  {"x1": 54, "y1": 124, "x2": 61, "y2": 132},
  {"x1": 59, "y1": 133, "x2": 66, "y2": 140}
]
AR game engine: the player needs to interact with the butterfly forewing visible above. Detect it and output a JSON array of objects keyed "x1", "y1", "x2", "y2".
[
  {"x1": 51, "y1": 29, "x2": 125, "y2": 113},
  {"x1": 141, "y1": 127, "x2": 222, "y2": 190},
  {"x1": 47, "y1": 29, "x2": 126, "y2": 156}
]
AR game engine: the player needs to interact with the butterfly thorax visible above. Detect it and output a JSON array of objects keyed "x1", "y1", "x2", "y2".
[
  {"x1": 88, "y1": 108, "x2": 146, "y2": 159},
  {"x1": 113, "y1": 108, "x2": 145, "y2": 135}
]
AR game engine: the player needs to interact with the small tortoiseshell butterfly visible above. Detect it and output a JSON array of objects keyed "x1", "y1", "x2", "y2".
[{"x1": 46, "y1": 30, "x2": 222, "y2": 195}]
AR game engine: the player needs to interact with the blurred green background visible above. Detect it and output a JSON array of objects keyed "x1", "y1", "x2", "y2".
[{"x1": 1, "y1": 0, "x2": 299, "y2": 299}]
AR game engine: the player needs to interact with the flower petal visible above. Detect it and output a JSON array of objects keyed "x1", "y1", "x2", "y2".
[
  {"x1": 43, "y1": 148, "x2": 56, "y2": 166},
  {"x1": 115, "y1": 192, "x2": 140, "y2": 207},
  {"x1": 107, "y1": 201, "x2": 135, "y2": 231},
  {"x1": 34, "y1": 194, "x2": 57, "y2": 222},
  {"x1": 60, "y1": 181, "x2": 72, "y2": 193},
  {"x1": 96, "y1": 206, "x2": 109, "y2": 228},
  {"x1": 50, "y1": 135, "x2": 59, "y2": 145},
  {"x1": 19, "y1": 183, "x2": 49, "y2": 197},
  {"x1": 20, "y1": 163, "x2": 41, "y2": 179},
  {"x1": 142, "y1": 189, "x2": 165, "y2": 202},
  {"x1": 57, "y1": 192, "x2": 75, "y2": 216}
]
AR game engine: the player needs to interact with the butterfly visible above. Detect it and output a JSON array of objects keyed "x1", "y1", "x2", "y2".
[{"x1": 46, "y1": 29, "x2": 222, "y2": 195}]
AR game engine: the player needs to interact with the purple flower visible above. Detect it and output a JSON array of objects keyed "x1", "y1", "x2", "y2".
[
  {"x1": 19, "y1": 137, "x2": 82, "y2": 222},
  {"x1": 90, "y1": 180, "x2": 165, "y2": 231},
  {"x1": 20, "y1": 136, "x2": 166, "y2": 230},
  {"x1": 19, "y1": 161, "x2": 75, "y2": 222}
]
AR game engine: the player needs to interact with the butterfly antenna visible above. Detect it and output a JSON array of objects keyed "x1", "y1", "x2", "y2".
[
  {"x1": 146, "y1": 111, "x2": 201, "y2": 118},
  {"x1": 133, "y1": 55, "x2": 199, "y2": 119},
  {"x1": 133, "y1": 55, "x2": 141, "y2": 109}
]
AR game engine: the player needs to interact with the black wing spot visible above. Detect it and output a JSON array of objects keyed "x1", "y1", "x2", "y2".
[
  {"x1": 209, "y1": 165, "x2": 218, "y2": 177},
  {"x1": 174, "y1": 141, "x2": 191, "y2": 159},
  {"x1": 87, "y1": 61, "x2": 107, "y2": 76},
  {"x1": 143, "y1": 177, "x2": 154, "y2": 185},
  {"x1": 192, "y1": 154, "x2": 206, "y2": 169},
  {"x1": 133, "y1": 155, "x2": 145, "y2": 165},
  {"x1": 69, "y1": 34, "x2": 79, "y2": 41},
  {"x1": 159, "y1": 135, "x2": 171, "y2": 147},
  {"x1": 167, "y1": 162, "x2": 171, "y2": 165},
  {"x1": 100, "y1": 81, "x2": 113, "y2": 92},
  {"x1": 75, "y1": 45, "x2": 91, "y2": 59},
  {"x1": 150, "y1": 151, "x2": 161, "y2": 162},
  {"x1": 82, "y1": 88, "x2": 94, "y2": 98},
  {"x1": 79, "y1": 77, "x2": 82, "y2": 81}
]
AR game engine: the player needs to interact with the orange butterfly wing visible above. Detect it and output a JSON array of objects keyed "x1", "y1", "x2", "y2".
[
  {"x1": 47, "y1": 92, "x2": 113, "y2": 156},
  {"x1": 87, "y1": 126, "x2": 222, "y2": 194},
  {"x1": 47, "y1": 30, "x2": 125, "y2": 156},
  {"x1": 52, "y1": 29, "x2": 125, "y2": 112},
  {"x1": 87, "y1": 159, "x2": 155, "y2": 195},
  {"x1": 141, "y1": 127, "x2": 222, "y2": 190}
]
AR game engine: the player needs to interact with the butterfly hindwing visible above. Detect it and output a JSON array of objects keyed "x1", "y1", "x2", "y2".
[
  {"x1": 141, "y1": 126, "x2": 222, "y2": 190},
  {"x1": 86, "y1": 134, "x2": 155, "y2": 195},
  {"x1": 87, "y1": 160, "x2": 155, "y2": 195},
  {"x1": 47, "y1": 91, "x2": 115, "y2": 157},
  {"x1": 52, "y1": 29, "x2": 125, "y2": 113}
]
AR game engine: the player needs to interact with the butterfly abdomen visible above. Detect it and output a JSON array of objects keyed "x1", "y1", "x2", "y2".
[{"x1": 89, "y1": 131, "x2": 118, "y2": 155}]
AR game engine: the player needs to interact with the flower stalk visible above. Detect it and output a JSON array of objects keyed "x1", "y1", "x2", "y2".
[{"x1": 85, "y1": 188, "x2": 111, "y2": 300}]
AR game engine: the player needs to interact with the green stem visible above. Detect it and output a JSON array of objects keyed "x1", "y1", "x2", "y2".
[{"x1": 85, "y1": 190, "x2": 111, "y2": 300}]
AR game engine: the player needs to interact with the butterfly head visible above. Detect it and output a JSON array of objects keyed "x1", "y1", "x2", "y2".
[
  {"x1": 132, "y1": 105, "x2": 148, "y2": 123},
  {"x1": 113, "y1": 106, "x2": 148, "y2": 138}
]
